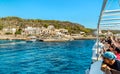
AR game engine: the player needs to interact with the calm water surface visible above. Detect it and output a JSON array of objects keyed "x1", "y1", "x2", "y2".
[{"x1": 0, "y1": 40, "x2": 95, "y2": 74}]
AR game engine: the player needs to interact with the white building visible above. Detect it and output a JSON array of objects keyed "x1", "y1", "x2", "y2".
[
  {"x1": 2, "y1": 28, "x2": 16, "y2": 34},
  {"x1": 47, "y1": 25, "x2": 55, "y2": 30},
  {"x1": 24, "y1": 26, "x2": 37, "y2": 35}
]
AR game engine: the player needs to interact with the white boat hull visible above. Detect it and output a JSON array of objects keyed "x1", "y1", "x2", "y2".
[
  {"x1": 86, "y1": 42, "x2": 104, "y2": 74},
  {"x1": 89, "y1": 60, "x2": 104, "y2": 74}
]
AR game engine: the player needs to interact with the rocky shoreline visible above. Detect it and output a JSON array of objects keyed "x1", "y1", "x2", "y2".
[
  {"x1": 74, "y1": 37, "x2": 96, "y2": 40},
  {"x1": 0, "y1": 35, "x2": 96, "y2": 42},
  {"x1": 0, "y1": 35, "x2": 26, "y2": 40}
]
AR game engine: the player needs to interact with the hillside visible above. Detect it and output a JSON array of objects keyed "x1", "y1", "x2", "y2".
[{"x1": 0, "y1": 16, "x2": 93, "y2": 34}]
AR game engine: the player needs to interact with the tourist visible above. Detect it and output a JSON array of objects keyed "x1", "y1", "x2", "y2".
[
  {"x1": 106, "y1": 44, "x2": 115, "y2": 52},
  {"x1": 101, "y1": 52, "x2": 120, "y2": 74},
  {"x1": 110, "y1": 36, "x2": 120, "y2": 48},
  {"x1": 103, "y1": 42, "x2": 111, "y2": 52},
  {"x1": 105, "y1": 37, "x2": 112, "y2": 45},
  {"x1": 113, "y1": 47, "x2": 120, "y2": 60}
]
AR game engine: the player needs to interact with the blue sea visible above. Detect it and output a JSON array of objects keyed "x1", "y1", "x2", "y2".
[{"x1": 0, "y1": 40, "x2": 95, "y2": 74}]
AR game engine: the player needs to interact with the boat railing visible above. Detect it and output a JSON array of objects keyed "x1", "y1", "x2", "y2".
[
  {"x1": 101, "y1": 18, "x2": 120, "y2": 21},
  {"x1": 104, "y1": 9, "x2": 120, "y2": 13}
]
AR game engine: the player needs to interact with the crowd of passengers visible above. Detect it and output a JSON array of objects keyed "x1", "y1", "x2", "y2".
[{"x1": 100, "y1": 35, "x2": 120, "y2": 74}]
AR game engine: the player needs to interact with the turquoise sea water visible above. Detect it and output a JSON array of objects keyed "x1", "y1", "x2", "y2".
[{"x1": 0, "y1": 40, "x2": 95, "y2": 74}]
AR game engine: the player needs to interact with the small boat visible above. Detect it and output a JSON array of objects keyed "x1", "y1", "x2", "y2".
[{"x1": 86, "y1": 0, "x2": 120, "y2": 74}]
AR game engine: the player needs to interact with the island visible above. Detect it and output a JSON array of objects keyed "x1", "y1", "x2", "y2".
[{"x1": 0, "y1": 16, "x2": 95, "y2": 41}]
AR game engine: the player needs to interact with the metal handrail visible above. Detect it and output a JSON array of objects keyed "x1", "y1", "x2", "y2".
[{"x1": 96, "y1": 0, "x2": 108, "y2": 61}]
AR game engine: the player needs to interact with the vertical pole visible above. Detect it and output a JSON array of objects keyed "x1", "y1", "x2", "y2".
[{"x1": 96, "y1": 0, "x2": 108, "y2": 61}]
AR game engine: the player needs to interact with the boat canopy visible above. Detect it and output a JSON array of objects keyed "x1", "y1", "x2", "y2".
[
  {"x1": 100, "y1": 9, "x2": 120, "y2": 30},
  {"x1": 99, "y1": 0, "x2": 120, "y2": 30}
]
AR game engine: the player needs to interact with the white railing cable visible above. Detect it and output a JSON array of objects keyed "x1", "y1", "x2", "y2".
[
  {"x1": 104, "y1": 9, "x2": 120, "y2": 13},
  {"x1": 101, "y1": 18, "x2": 120, "y2": 21}
]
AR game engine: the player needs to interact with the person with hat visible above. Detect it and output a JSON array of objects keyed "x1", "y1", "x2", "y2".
[{"x1": 101, "y1": 51, "x2": 120, "y2": 74}]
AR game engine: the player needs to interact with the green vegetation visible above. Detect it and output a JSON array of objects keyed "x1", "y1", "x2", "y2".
[
  {"x1": 15, "y1": 28, "x2": 22, "y2": 35},
  {"x1": 0, "y1": 24, "x2": 3, "y2": 30},
  {"x1": 0, "y1": 16, "x2": 93, "y2": 34},
  {"x1": 5, "y1": 32, "x2": 12, "y2": 35}
]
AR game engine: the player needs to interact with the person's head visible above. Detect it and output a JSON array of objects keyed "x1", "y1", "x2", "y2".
[
  {"x1": 114, "y1": 47, "x2": 120, "y2": 54},
  {"x1": 108, "y1": 37, "x2": 111, "y2": 40},
  {"x1": 108, "y1": 45, "x2": 114, "y2": 52},
  {"x1": 102, "y1": 52, "x2": 116, "y2": 65}
]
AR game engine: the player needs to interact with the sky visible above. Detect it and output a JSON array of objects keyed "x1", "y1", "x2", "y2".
[{"x1": 0, "y1": 0, "x2": 107, "y2": 29}]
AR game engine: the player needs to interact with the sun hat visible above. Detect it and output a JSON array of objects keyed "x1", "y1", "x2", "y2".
[{"x1": 103, "y1": 51, "x2": 116, "y2": 60}]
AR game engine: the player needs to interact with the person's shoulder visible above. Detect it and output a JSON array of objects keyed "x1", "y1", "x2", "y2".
[
  {"x1": 116, "y1": 59, "x2": 120, "y2": 62},
  {"x1": 115, "y1": 59, "x2": 120, "y2": 64},
  {"x1": 111, "y1": 69, "x2": 120, "y2": 74}
]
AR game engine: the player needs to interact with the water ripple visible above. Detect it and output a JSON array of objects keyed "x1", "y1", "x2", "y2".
[{"x1": 0, "y1": 40, "x2": 95, "y2": 74}]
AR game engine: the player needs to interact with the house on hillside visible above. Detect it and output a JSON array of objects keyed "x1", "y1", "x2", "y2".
[
  {"x1": 59, "y1": 29, "x2": 68, "y2": 34},
  {"x1": 24, "y1": 26, "x2": 40, "y2": 35},
  {"x1": 115, "y1": 33, "x2": 120, "y2": 38},
  {"x1": 80, "y1": 31, "x2": 85, "y2": 35},
  {"x1": 2, "y1": 28, "x2": 16, "y2": 35},
  {"x1": 47, "y1": 25, "x2": 55, "y2": 30}
]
